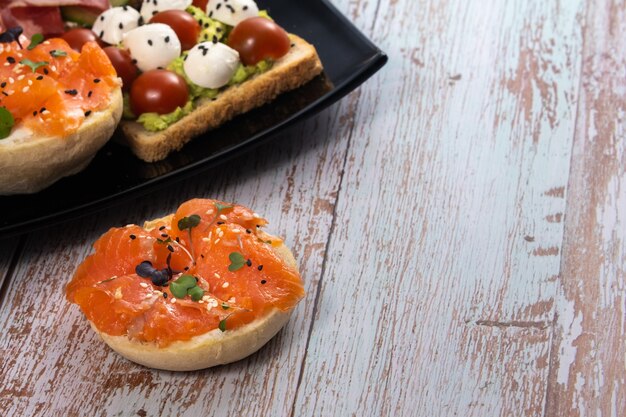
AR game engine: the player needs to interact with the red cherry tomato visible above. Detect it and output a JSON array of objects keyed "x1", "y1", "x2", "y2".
[
  {"x1": 103, "y1": 47, "x2": 138, "y2": 92},
  {"x1": 130, "y1": 70, "x2": 189, "y2": 115},
  {"x1": 61, "y1": 28, "x2": 104, "y2": 52},
  {"x1": 192, "y1": 0, "x2": 209, "y2": 9},
  {"x1": 227, "y1": 17, "x2": 291, "y2": 66},
  {"x1": 149, "y1": 10, "x2": 201, "y2": 51}
]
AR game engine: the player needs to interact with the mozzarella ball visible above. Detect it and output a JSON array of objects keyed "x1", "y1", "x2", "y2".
[
  {"x1": 123, "y1": 24, "x2": 182, "y2": 72},
  {"x1": 140, "y1": 0, "x2": 193, "y2": 23},
  {"x1": 206, "y1": 0, "x2": 259, "y2": 27},
  {"x1": 92, "y1": 6, "x2": 142, "y2": 45},
  {"x1": 184, "y1": 42, "x2": 240, "y2": 89}
]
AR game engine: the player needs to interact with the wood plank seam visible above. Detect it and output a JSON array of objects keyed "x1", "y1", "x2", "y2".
[{"x1": 287, "y1": 90, "x2": 365, "y2": 417}]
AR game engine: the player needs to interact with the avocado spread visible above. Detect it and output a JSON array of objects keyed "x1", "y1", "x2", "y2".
[{"x1": 134, "y1": 6, "x2": 274, "y2": 132}]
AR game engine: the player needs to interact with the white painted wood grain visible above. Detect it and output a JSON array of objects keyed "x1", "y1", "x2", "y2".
[
  {"x1": 292, "y1": 0, "x2": 584, "y2": 416},
  {"x1": 546, "y1": 0, "x2": 626, "y2": 415}
]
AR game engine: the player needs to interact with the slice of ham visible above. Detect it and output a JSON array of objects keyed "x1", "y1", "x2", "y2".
[{"x1": 0, "y1": 0, "x2": 110, "y2": 37}]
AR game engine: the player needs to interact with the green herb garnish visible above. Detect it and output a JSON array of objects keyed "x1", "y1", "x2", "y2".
[
  {"x1": 228, "y1": 252, "x2": 246, "y2": 272},
  {"x1": 27, "y1": 34, "x2": 44, "y2": 50},
  {"x1": 177, "y1": 214, "x2": 201, "y2": 263},
  {"x1": 0, "y1": 108, "x2": 14, "y2": 139},
  {"x1": 218, "y1": 314, "x2": 234, "y2": 332},
  {"x1": 215, "y1": 202, "x2": 233, "y2": 213},
  {"x1": 50, "y1": 49, "x2": 67, "y2": 58},
  {"x1": 20, "y1": 58, "x2": 48, "y2": 73},
  {"x1": 169, "y1": 274, "x2": 204, "y2": 300},
  {"x1": 178, "y1": 214, "x2": 201, "y2": 231}
]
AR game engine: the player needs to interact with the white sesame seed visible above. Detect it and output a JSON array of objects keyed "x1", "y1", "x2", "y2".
[
  {"x1": 217, "y1": 230, "x2": 224, "y2": 238},
  {"x1": 3, "y1": 63, "x2": 9, "y2": 67},
  {"x1": 198, "y1": 300, "x2": 204, "y2": 304},
  {"x1": 219, "y1": 214, "x2": 227, "y2": 220},
  {"x1": 206, "y1": 303, "x2": 212, "y2": 311},
  {"x1": 214, "y1": 273, "x2": 220, "y2": 279},
  {"x1": 139, "y1": 282, "x2": 148, "y2": 288},
  {"x1": 22, "y1": 86, "x2": 29, "y2": 93},
  {"x1": 222, "y1": 282, "x2": 229, "y2": 288},
  {"x1": 16, "y1": 75, "x2": 24, "y2": 80},
  {"x1": 228, "y1": 297, "x2": 236, "y2": 303},
  {"x1": 252, "y1": 213, "x2": 260, "y2": 218},
  {"x1": 51, "y1": 65, "x2": 57, "y2": 72},
  {"x1": 170, "y1": 297, "x2": 177, "y2": 304},
  {"x1": 205, "y1": 209, "x2": 214, "y2": 215},
  {"x1": 27, "y1": 80, "x2": 32, "y2": 86},
  {"x1": 16, "y1": 52, "x2": 22, "y2": 58},
  {"x1": 8, "y1": 77, "x2": 14, "y2": 84},
  {"x1": 202, "y1": 295, "x2": 210, "y2": 301},
  {"x1": 114, "y1": 287, "x2": 122, "y2": 299},
  {"x1": 232, "y1": 229, "x2": 240, "y2": 234},
  {"x1": 202, "y1": 237, "x2": 210, "y2": 242},
  {"x1": 214, "y1": 239, "x2": 220, "y2": 244},
  {"x1": 41, "y1": 110, "x2": 50, "y2": 115},
  {"x1": 43, "y1": 41, "x2": 50, "y2": 45}
]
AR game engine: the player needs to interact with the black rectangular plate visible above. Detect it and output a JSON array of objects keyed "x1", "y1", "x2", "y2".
[{"x1": 0, "y1": 0, "x2": 387, "y2": 236}]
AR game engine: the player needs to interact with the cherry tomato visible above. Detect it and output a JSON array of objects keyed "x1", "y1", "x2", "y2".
[
  {"x1": 192, "y1": 0, "x2": 209, "y2": 9},
  {"x1": 149, "y1": 10, "x2": 201, "y2": 51},
  {"x1": 61, "y1": 28, "x2": 104, "y2": 52},
  {"x1": 130, "y1": 70, "x2": 189, "y2": 115},
  {"x1": 227, "y1": 17, "x2": 291, "y2": 66},
  {"x1": 103, "y1": 47, "x2": 138, "y2": 92}
]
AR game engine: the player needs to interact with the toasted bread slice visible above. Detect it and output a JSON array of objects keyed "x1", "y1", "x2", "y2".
[{"x1": 120, "y1": 35, "x2": 323, "y2": 162}]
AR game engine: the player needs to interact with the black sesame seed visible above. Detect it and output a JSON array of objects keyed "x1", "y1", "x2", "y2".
[
  {"x1": 39, "y1": 107, "x2": 46, "y2": 113},
  {"x1": 226, "y1": 4, "x2": 235, "y2": 13},
  {"x1": 64, "y1": 89, "x2": 78, "y2": 95},
  {"x1": 163, "y1": 292, "x2": 168, "y2": 298},
  {"x1": 246, "y1": 259, "x2": 252, "y2": 267},
  {"x1": 258, "y1": 265, "x2": 263, "y2": 271},
  {"x1": 147, "y1": 39, "x2": 153, "y2": 46},
  {"x1": 212, "y1": 35, "x2": 218, "y2": 44},
  {"x1": 291, "y1": 43, "x2": 295, "y2": 48},
  {"x1": 217, "y1": 221, "x2": 224, "y2": 225},
  {"x1": 131, "y1": 59, "x2": 137, "y2": 64},
  {"x1": 243, "y1": 5, "x2": 248, "y2": 10},
  {"x1": 200, "y1": 254, "x2": 205, "y2": 258},
  {"x1": 183, "y1": 55, "x2": 188, "y2": 61},
  {"x1": 204, "y1": 22, "x2": 209, "y2": 28},
  {"x1": 165, "y1": 36, "x2": 170, "y2": 43},
  {"x1": 159, "y1": 226, "x2": 166, "y2": 230},
  {"x1": 202, "y1": 48, "x2": 208, "y2": 56},
  {"x1": 84, "y1": 110, "x2": 92, "y2": 116},
  {"x1": 94, "y1": 78, "x2": 101, "y2": 83},
  {"x1": 123, "y1": 5, "x2": 128, "y2": 11},
  {"x1": 216, "y1": 27, "x2": 222, "y2": 32},
  {"x1": 161, "y1": 233, "x2": 168, "y2": 238},
  {"x1": 100, "y1": 15, "x2": 105, "y2": 21},
  {"x1": 33, "y1": 110, "x2": 37, "y2": 116},
  {"x1": 99, "y1": 30, "x2": 104, "y2": 38},
  {"x1": 119, "y1": 23, "x2": 124, "y2": 30},
  {"x1": 138, "y1": 17, "x2": 144, "y2": 25},
  {"x1": 88, "y1": 90, "x2": 93, "y2": 97},
  {"x1": 0, "y1": 82, "x2": 5, "y2": 88},
  {"x1": 209, "y1": 11, "x2": 213, "y2": 17},
  {"x1": 36, "y1": 76, "x2": 43, "y2": 80},
  {"x1": 152, "y1": 10, "x2": 157, "y2": 16},
  {"x1": 43, "y1": 68, "x2": 49, "y2": 74},
  {"x1": 246, "y1": 229, "x2": 251, "y2": 234},
  {"x1": 261, "y1": 280, "x2": 267, "y2": 284},
  {"x1": 184, "y1": 266, "x2": 189, "y2": 271},
  {"x1": 167, "y1": 245, "x2": 174, "y2": 252},
  {"x1": 175, "y1": 237, "x2": 180, "y2": 243},
  {"x1": 6, "y1": 56, "x2": 15, "y2": 64},
  {"x1": 130, "y1": 234, "x2": 137, "y2": 240},
  {"x1": 2, "y1": 92, "x2": 8, "y2": 96},
  {"x1": 216, "y1": 3, "x2": 222, "y2": 10}
]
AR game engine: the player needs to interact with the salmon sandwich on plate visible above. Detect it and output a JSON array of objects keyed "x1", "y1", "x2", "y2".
[{"x1": 66, "y1": 198, "x2": 305, "y2": 371}]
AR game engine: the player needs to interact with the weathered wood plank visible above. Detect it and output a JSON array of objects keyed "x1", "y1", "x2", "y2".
[
  {"x1": 546, "y1": 0, "x2": 626, "y2": 415},
  {"x1": 0, "y1": 239, "x2": 19, "y2": 301},
  {"x1": 292, "y1": 0, "x2": 584, "y2": 415},
  {"x1": 0, "y1": 93, "x2": 358, "y2": 416}
]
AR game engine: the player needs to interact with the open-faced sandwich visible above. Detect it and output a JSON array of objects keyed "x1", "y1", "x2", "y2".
[
  {"x1": 0, "y1": 27, "x2": 122, "y2": 195},
  {"x1": 66, "y1": 198, "x2": 305, "y2": 371},
  {"x1": 85, "y1": 0, "x2": 323, "y2": 162}
]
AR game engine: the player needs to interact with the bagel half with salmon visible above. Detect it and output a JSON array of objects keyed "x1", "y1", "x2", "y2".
[
  {"x1": 66, "y1": 198, "x2": 305, "y2": 371},
  {"x1": 0, "y1": 32, "x2": 122, "y2": 195}
]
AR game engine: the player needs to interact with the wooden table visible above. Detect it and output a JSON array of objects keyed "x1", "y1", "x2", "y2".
[{"x1": 1, "y1": 0, "x2": 624, "y2": 415}]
